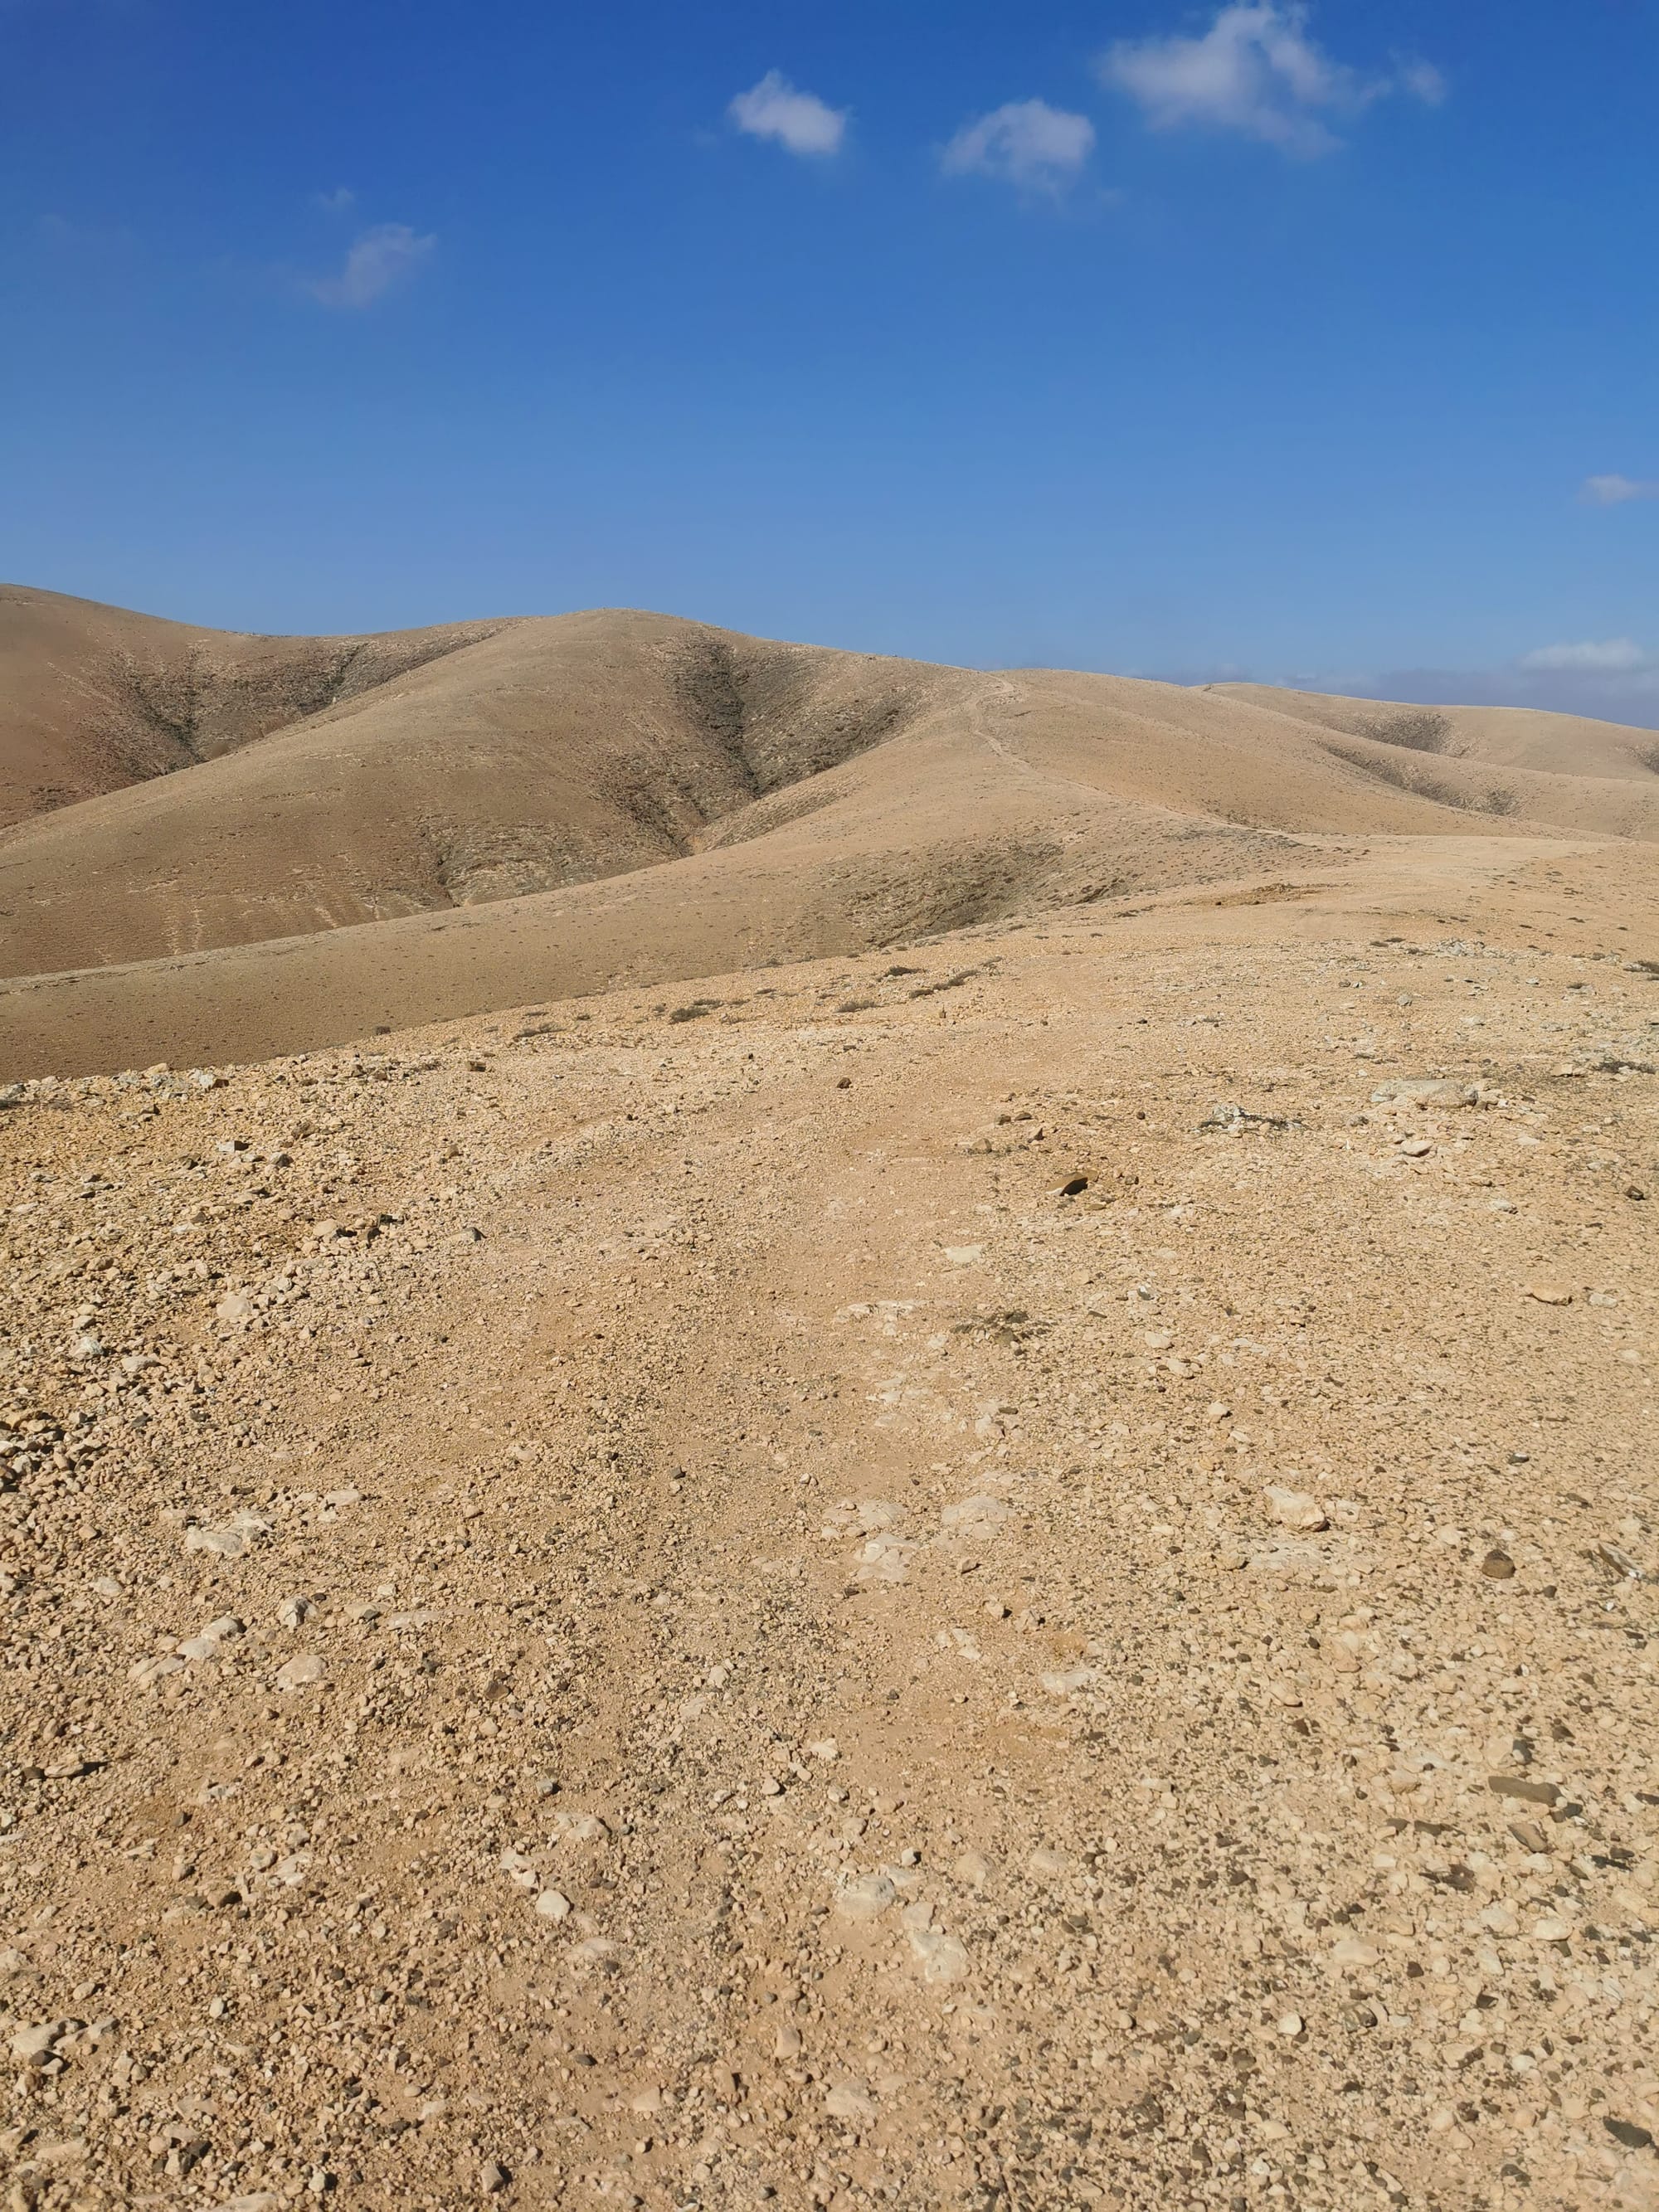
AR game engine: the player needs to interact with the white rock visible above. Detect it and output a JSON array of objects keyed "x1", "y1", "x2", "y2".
[
  {"x1": 939, "y1": 1496, "x2": 1012, "y2": 1538},
  {"x1": 1040, "y1": 1666, "x2": 1097, "y2": 1698},
  {"x1": 1331, "y1": 1937, "x2": 1380, "y2": 1967},
  {"x1": 185, "y1": 1510, "x2": 272, "y2": 1559},
  {"x1": 1263, "y1": 1485, "x2": 1328, "y2": 1532},
  {"x1": 825, "y1": 2079, "x2": 876, "y2": 2120},
  {"x1": 835, "y1": 1873, "x2": 898, "y2": 1923},
  {"x1": 908, "y1": 1927, "x2": 970, "y2": 1983},
  {"x1": 275, "y1": 1654, "x2": 325, "y2": 1690},
  {"x1": 499, "y1": 1850, "x2": 538, "y2": 1891},
  {"x1": 12, "y1": 2020, "x2": 70, "y2": 2063},
  {"x1": 178, "y1": 1616, "x2": 243, "y2": 1661},
  {"x1": 535, "y1": 1889, "x2": 572, "y2": 1923}
]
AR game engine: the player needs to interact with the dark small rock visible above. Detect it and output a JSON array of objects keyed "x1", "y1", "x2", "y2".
[
  {"x1": 1481, "y1": 1550, "x2": 1515, "y2": 1580},
  {"x1": 1486, "y1": 1775, "x2": 1559, "y2": 1807},
  {"x1": 1604, "y1": 2117, "x2": 1654, "y2": 2152}
]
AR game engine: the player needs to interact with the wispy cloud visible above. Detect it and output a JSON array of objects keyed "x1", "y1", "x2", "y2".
[
  {"x1": 1581, "y1": 473, "x2": 1659, "y2": 507},
  {"x1": 728, "y1": 71, "x2": 848, "y2": 158},
  {"x1": 314, "y1": 187, "x2": 357, "y2": 216},
  {"x1": 307, "y1": 221, "x2": 435, "y2": 309},
  {"x1": 1519, "y1": 638, "x2": 1651, "y2": 674},
  {"x1": 941, "y1": 100, "x2": 1096, "y2": 193},
  {"x1": 1100, "y1": 3, "x2": 1444, "y2": 157}
]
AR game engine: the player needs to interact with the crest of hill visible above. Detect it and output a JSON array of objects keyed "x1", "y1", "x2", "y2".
[
  {"x1": 1208, "y1": 681, "x2": 1659, "y2": 783},
  {"x1": 0, "y1": 582, "x2": 507, "y2": 829}
]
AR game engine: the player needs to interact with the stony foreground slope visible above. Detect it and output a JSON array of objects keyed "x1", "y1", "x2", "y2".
[{"x1": 0, "y1": 857, "x2": 1657, "y2": 2212}]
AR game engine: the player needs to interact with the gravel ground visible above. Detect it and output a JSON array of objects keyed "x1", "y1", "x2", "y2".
[{"x1": 1, "y1": 897, "x2": 1657, "y2": 2212}]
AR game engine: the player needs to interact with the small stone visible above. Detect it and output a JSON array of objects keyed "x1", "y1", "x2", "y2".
[
  {"x1": 1524, "y1": 1282, "x2": 1574, "y2": 1305},
  {"x1": 1399, "y1": 1137, "x2": 1433, "y2": 1158},
  {"x1": 1331, "y1": 1938, "x2": 1380, "y2": 1968},
  {"x1": 1604, "y1": 2119, "x2": 1656, "y2": 2151},
  {"x1": 479, "y1": 2160, "x2": 508, "y2": 2195},
  {"x1": 775, "y1": 2020, "x2": 803, "y2": 2060},
  {"x1": 1532, "y1": 1916, "x2": 1572, "y2": 1942},
  {"x1": 534, "y1": 1890, "x2": 572, "y2": 1922},
  {"x1": 1276, "y1": 2011, "x2": 1304, "y2": 2038},
  {"x1": 1486, "y1": 1774, "x2": 1559, "y2": 1807},
  {"x1": 1481, "y1": 1550, "x2": 1516, "y2": 1579},
  {"x1": 954, "y1": 1850, "x2": 991, "y2": 1886},
  {"x1": 275, "y1": 1654, "x2": 325, "y2": 1690},
  {"x1": 1144, "y1": 1330, "x2": 1175, "y2": 1351},
  {"x1": 807, "y1": 1738, "x2": 839, "y2": 1762}
]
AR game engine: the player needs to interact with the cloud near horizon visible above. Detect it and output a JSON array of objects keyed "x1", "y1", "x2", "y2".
[
  {"x1": 1101, "y1": 2, "x2": 1445, "y2": 157},
  {"x1": 1581, "y1": 474, "x2": 1659, "y2": 506},
  {"x1": 941, "y1": 100, "x2": 1096, "y2": 192},
  {"x1": 728, "y1": 71, "x2": 848, "y2": 158},
  {"x1": 307, "y1": 222, "x2": 435, "y2": 309},
  {"x1": 1519, "y1": 638, "x2": 1652, "y2": 675}
]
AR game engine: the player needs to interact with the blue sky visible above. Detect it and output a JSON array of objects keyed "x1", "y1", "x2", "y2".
[{"x1": 4, "y1": 0, "x2": 1657, "y2": 722}]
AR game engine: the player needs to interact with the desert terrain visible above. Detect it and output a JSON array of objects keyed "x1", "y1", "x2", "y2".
[{"x1": 0, "y1": 591, "x2": 1657, "y2": 2212}]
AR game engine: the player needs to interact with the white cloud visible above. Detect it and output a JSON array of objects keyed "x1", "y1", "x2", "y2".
[
  {"x1": 941, "y1": 100, "x2": 1096, "y2": 192},
  {"x1": 1100, "y1": 3, "x2": 1443, "y2": 156},
  {"x1": 314, "y1": 187, "x2": 356, "y2": 216},
  {"x1": 1520, "y1": 638, "x2": 1652, "y2": 674},
  {"x1": 1397, "y1": 58, "x2": 1448, "y2": 108},
  {"x1": 1581, "y1": 474, "x2": 1659, "y2": 507},
  {"x1": 308, "y1": 222, "x2": 435, "y2": 309},
  {"x1": 728, "y1": 71, "x2": 848, "y2": 158}
]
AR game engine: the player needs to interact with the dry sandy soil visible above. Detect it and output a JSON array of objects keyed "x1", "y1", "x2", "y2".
[{"x1": 2, "y1": 596, "x2": 1658, "y2": 2212}]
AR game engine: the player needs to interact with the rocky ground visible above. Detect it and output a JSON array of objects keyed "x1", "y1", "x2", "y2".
[{"x1": 1, "y1": 886, "x2": 1657, "y2": 2212}]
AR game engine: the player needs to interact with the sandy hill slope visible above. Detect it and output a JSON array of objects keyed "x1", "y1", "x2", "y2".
[
  {"x1": 1210, "y1": 679, "x2": 1659, "y2": 783},
  {"x1": 0, "y1": 850, "x2": 1655, "y2": 2212},
  {"x1": 0, "y1": 582, "x2": 505, "y2": 829},
  {"x1": 3, "y1": 603, "x2": 1659, "y2": 1074}
]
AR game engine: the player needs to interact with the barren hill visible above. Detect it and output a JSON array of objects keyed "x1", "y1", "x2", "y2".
[
  {"x1": 1210, "y1": 679, "x2": 1659, "y2": 783},
  {"x1": 4, "y1": 607, "x2": 1659, "y2": 1077},
  {"x1": 0, "y1": 583, "x2": 504, "y2": 829}
]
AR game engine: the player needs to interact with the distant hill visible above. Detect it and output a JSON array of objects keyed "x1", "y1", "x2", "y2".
[{"x1": 2, "y1": 593, "x2": 1658, "y2": 1073}]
